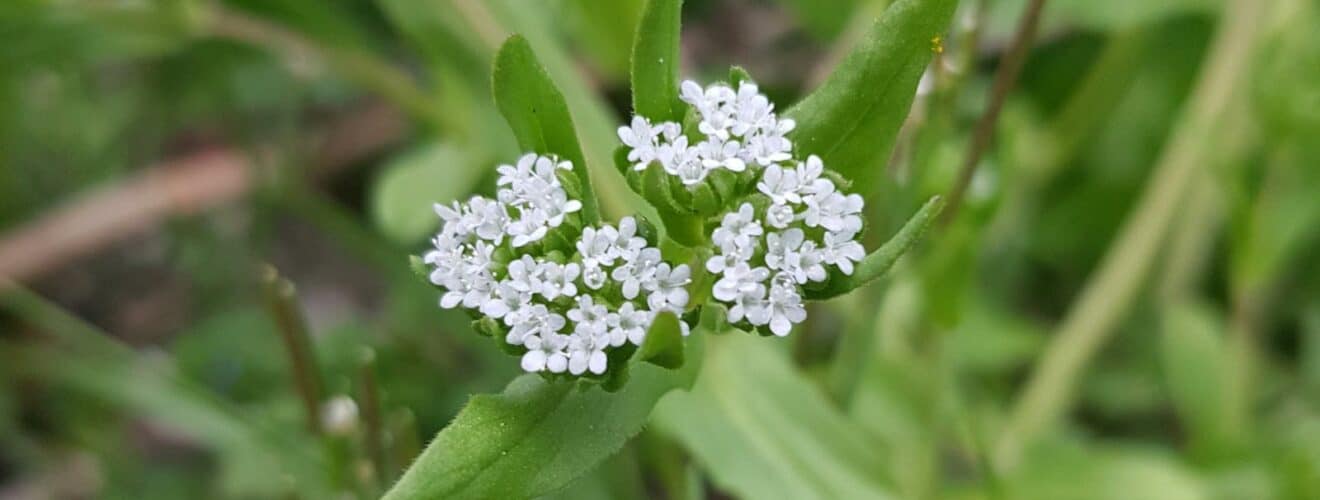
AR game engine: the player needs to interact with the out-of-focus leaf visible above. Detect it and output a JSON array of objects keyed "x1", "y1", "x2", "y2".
[
  {"x1": 381, "y1": 330, "x2": 704, "y2": 499},
  {"x1": 1160, "y1": 302, "x2": 1231, "y2": 456},
  {"x1": 1007, "y1": 441, "x2": 1207, "y2": 500},
  {"x1": 564, "y1": 0, "x2": 644, "y2": 80},
  {"x1": 0, "y1": 289, "x2": 330, "y2": 498},
  {"x1": 785, "y1": 0, "x2": 958, "y2": 193},
  {"x1": 1303, "y1": 306, "x2": 1320, "y2": 389},
  {"x1": 630, "y1": 0, "x2": 684, "y2": 123},
  {"x1": 771, "y1": 0, "x2": 859, "y2": 40},
  {"x1": 492, "y1": 34, "x2": 599, "y2": 224},
  {"x1": 370, "y1": 143, "x2": 485, "y2": 244},
  {"x1": 804, "y1": 196, "x2": 942, "y2": 300},
  {"x1": 653, "y1": 333, "x2": 894, "y2": 500},
  {"x1": 986, "y1": 0, "x2": 1219, "y2": 36}
]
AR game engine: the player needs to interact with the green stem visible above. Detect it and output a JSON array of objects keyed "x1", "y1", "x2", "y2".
[
  {"x1": 359, "y1": 349, "x2": 388, "y2": 492},
  {"x1": 261, "y1": 265, "x2": 326, "y2": 435},
  {"x1": 992, "y1": 0, "x2": 1270, "y2": 469}
]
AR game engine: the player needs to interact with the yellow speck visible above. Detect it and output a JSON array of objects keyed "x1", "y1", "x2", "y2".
[{"x1": 931, "y1": 36, "x2": 944, "y2": 54}]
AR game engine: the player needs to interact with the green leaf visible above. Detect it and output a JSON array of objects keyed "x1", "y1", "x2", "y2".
[
  {"x1": 630, "y1": 0, "x2": 684, "y2": 122},
  {"x1": 562, "y1": 0, "x2": 644, "y2": 80},
  {"x1": 804, "y1": 196, "x2": 943, "y2": 300},
  {"x1": 1160, "y1": 302, "x2": 1232, "y2": 456},
  {"x1": 785, "y1": 0, "x2": 958, "y2": 193},
  {"x1": 370, "y1": 143, "x2": 484, "y2": 244},
  {"x1": 493, "y1": 34, "x2": 600, "y2": 223},
  {"x1": 382, "y1": 329, "x2": 705, "y2": 499},
  {"x1": 653, "y1": 333, "x2": 894, "y2": 500},
  {"x1": 639, "y1": 312, "x2": 685, "y2": 368}
]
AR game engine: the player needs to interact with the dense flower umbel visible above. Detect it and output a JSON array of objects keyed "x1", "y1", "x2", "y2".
[
  {"x1": 618, "y1": 80, "x2": 866, "y2": 336},
  {"x1": 425, "y1": 153, "x2": 690, "y2": 376}
]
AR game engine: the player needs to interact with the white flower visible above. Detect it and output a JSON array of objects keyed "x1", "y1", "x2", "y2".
[
  {"x1": 608, "y1": 302, "x2": 652, "y2": 346},
  {"x1": 504, "y1": 255, "x2": 544, "y2": 295},
  {"x1": 803, "y1": 188, "x2": 864, "y2": 234},
  {"x1": 747, "y1": 276, "x2": 806, "y2": 336},
  {"x1": 765, "y1": 203, "x2": 796, "y2": 229},
  {"x1": 821, "y1": 230, "x2": 866, "y2": 275},
  {"x1": 539, "y1": 262, "x2": 580, "y2": 300},
  {"x1": 506, "y1": 304, "x2": 566, "y2": 345},
  {"x1": 483, "y1": 282, "x2": 530, "y2": 320},
  {"x1": 705, "y1": 239, "x2": 754, "y2": 274},
  {"x1": 521, "y1": 332, "x2": 569, "y2": 373},
  {"x1": 507, "y1": 206, "x2": 550, "y2": 247},
  {"x1": 582, "y1": 264, "x2": 608, "y2": 290},
  {"x1": 796, "y1": 240, "x2": 829, "y2": 283},
  {"x1": 757, "y1": 165, "x2": 801, "y2": 205},
  {"x1": 795, "y1": 155, "x2": 828, "y2": 195},
  {"x1": 744, "y1": 132, "x2": 792, "y2": 166},
  {"x1": 711, "y1": 203, "x2": 763, "y2": 251},
  {"x1": 611, "y1": 247, "x2": 662, "y2": 299},
  {"x1": 697, "y1": 137, "x2": 747, "y2": 172},
  {"x1": 567, "y1": 331, "x2": 609, "y2": 375},
  {"x1": 567, "y1": 295, "x2": 610, "y2": 337},
  {"x1": 617, "y1": 116, "x2": 661, "y2": 170},
  {"x1": 730, "y1": 83, "x2": 773, "y2": 137},
  {"x1": 647, "y1": 263, "x2": 691, "y2": 313},
  {"x1": 577, "y1": 224, "x2": 618, "y2": 268},
  {"x1": 611, "y1": 217, "x2": 647, "y2": 261},
  {"x1": 713, "y1": 262, "x2": 770, "y2": 304},
  {"x1": 764, "y1": 228, "x2": 805, "y2": 275}
]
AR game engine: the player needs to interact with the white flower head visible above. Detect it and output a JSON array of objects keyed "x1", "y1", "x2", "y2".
[{"x1": 647, "y1": 263, "x2": 691, "y2": 313}]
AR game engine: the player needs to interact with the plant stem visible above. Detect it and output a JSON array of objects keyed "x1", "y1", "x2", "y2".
[
  {"x1": 992, "y1": 0, "x2": 1269, "y2": 469},
  {"x1": 359, "y1": 348, "x2": 388, "y2": 491},
  {"x1": 940, "y1": 0, "x2": 1047, "y2": 225},
  {"x1": 261, "y1": 265, "x2": 326, "y2": 435}
]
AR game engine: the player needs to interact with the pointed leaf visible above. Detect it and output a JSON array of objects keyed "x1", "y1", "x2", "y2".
[
  {"x1": 382, "y1": 328, "x2": 705, "y2": 499},
  {"x1": 493, "y1": 34, "x2": 600, "y2": 223},
  {"x1": 631, "y1": 0, "x2": 684, "y2": 122},
  {"x1": 805, "y1": 196, "x2": 943, "y2": 300},
  {"x1": 785, "y1": 0, "x2": 958, "y2": 192},
  {"x1": 639, "y1": 311, "x2": 685, "y2": 368}
]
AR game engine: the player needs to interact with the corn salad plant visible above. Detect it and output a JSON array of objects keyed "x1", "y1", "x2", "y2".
[{"x1": 2, "y1": 0, "x2": 1319, "y2": 499}]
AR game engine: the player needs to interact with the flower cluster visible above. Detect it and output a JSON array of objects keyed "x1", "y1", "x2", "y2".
[
  {"x1": 425, "y1": 153, "x2": 690, "y2": 376},
  {"x1": 619, "y1": 80, "x2": 867, "y2": 337},
  {"x1": 618, "y1": 81, "x2": 795, "y2": 186}
]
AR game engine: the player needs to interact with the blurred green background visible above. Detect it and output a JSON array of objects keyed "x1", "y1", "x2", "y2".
[{"x1": 2, "y1": 0, "x2": 1319, "y2": 498}]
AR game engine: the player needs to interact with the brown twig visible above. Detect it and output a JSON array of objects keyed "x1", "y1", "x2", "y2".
[
  {"x1": 0, "y1": 103, "x2": 404, "y2": 284},
  {"x1": 940, "y1": 0, "x2": 1047, "y2": 225}
]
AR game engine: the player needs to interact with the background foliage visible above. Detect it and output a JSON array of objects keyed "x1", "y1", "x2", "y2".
[{"x1": 2, "y1": 0, "x2": 1319, "y2": 498}]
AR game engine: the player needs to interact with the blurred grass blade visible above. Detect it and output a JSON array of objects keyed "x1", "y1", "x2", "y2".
[
  {"x1": 631, "y1": 0, "x2": 684, "y2": 122},
  {"x1": 492, "y1": 34, "x2": 600, "y2": 224},
  {"x1": 653, "y1": 333, "x2": 895, "y2": 499},
  {"x1": 805, "y1": 196, "x2": 943, "y2": 300},
  {"x1": 382, "y1": 329, "x2": 705, "y2": 499},
  {"x1": 785, "y1": 0, "x2": 958, "y2": 194}
]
